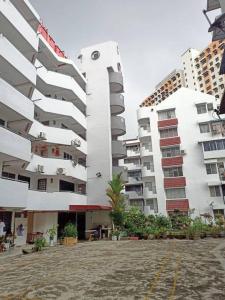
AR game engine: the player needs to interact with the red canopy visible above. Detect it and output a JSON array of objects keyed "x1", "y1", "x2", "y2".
[{"x1": 69, "y1": 205, "x2": 112, "y2": 212}]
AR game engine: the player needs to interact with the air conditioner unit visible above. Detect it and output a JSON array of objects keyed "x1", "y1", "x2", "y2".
[
  {"x1": 180, "y1": 150, "x2": 186, "y2": 155},
  {"x1": 56, "y1": 168, "x2": 65, "y2": 175},
  {"x1": 71, "y1": 139, "x2": 81, "y2": 147},
  {"x1": 38, "y1": 132, "x2": 46, "y2": 139},
  {"x1": 37, "y1": 165, "x2": 44, "y2": 173}
]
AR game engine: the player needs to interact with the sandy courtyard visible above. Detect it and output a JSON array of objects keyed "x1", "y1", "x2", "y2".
[{"x1": 1, "y1": 239, "x2": 225, "y2": 300}]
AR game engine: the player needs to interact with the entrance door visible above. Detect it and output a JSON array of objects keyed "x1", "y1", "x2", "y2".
[
  {"x1": 77, "y1": 212, "x2": 86, "y2": 240},
  {"x1": 0, "y1": 212, "x2": 12, "y2": 234},
  {"x1": 57, "y1": 212, "x2": 76, "y2": 238}
]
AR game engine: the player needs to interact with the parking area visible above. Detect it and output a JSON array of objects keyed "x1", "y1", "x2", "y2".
[{"x1": 1, "y1": 239, "x2": 225, "y2": 299}]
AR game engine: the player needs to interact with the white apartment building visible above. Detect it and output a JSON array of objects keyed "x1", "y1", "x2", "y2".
[
  {"x1": 0, "y1": 0, "x2": 126, "y2": 245},
  {"x1": 136, "y1": 88, "x2": 225, "y2": 218}
]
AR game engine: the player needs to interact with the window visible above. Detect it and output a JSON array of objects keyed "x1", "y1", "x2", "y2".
[
  {"x1": 59, "y1": 180, "x2": 74, "y2": 192},
  {"x1": 64, "y1": 152, "x2": 72, "y2": 160},
  {"x1": 18, "y1": 175, "x2": 30, "y2": 188},
  {"x1": 2, "y1": 172, "x2": 15, "y2": 179},
  {"x1": 199, "y1": 123, "x2": 210, "y2": 133},
  {"x1": 203, "y1": 139, "x2": 225, "y2": 151},
  {"x1": 37, "y1": 179, "x2": 47, "y2": 191},
  {"x1": 130, "y1": 199, "x2": 143, "y2": 208},
  {"x1": 163, "y1": 167, "x2": 183, "y2": 177},
  {"x1": 158, "y1": 109, "x2": 176, "y2": 120},
  {"x1": 206, "y1": 164, "x2": 217, "y2": 174},
  {"x1": 145, "y1": 182, "x2": 156, "y2": 193},
  {"x1": 91, "y1": 51, "x2": 100, "y2": 60},
  {"x1": 209, "y1": 186, "x2": 221, "y2": 197},
  {"x1": 0, "y1": 119, "x2": 5, "y2": 127},
  {"x1": 160, "y1": 127, "x2": 178, "y2": 138},
  {"x1": 196, "y1": 103, "x2": 207, "y2": 114},
  {"x1": 161, "y1": 146, "x2": 180, "y2": 158},
  {"x1": 165, "y1": 188, "x2": 186, "y2": 199},
  {"x1": 143, "y1": 161, "x2": 154, "y2": 172}
]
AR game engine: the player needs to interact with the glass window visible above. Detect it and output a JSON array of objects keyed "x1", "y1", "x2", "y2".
[
  {"x1": 196, "y1": 103, "x2": 207, "y2": 114},
  {"x1": 161, "y1": 146, "x2": 180, "y2": 158},
  {"x1": 64, "y1": 152, "x2": 72, "y2": 160},
  {"x1": 209, "y1": 186, "x2": 221, "y2": 197},
  {"x1": 203, "y1": 139, "x2": 225, "y2": 151},
  {"x1": 199, "y1": 123, "x2": 210, "y2": 133},
  {"x1": 206, "y1": 164, "x2": 217, "y2": 174},
  {"x1": 158, "y1": 109, "x2": 176, "y2": 120},
  {"x1": 165, "y1": 188, "x2": 186, "y2": 199},
  {"x1": 160, "y1": 128, "x2": 178, "y2": 138},
  {"x1": 163, "y1": 167, "x2": 183, "y2": 177}
]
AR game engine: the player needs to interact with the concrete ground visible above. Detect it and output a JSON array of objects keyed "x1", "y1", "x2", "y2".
[{"x1": 1, "y1": 239, "x2": 225, "y2": 300}]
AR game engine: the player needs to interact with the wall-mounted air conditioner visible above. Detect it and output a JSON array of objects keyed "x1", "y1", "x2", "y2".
[
  {"x1": 180, "y1": 150, "x2": 186, "y2": 155},
  {"x1": 37, "y1": 165, "x2": 44, "y2": 173},
  {"x1": 56, "y1": 168, "x2": 65, "y2": 175},
  {"x1": 71, "y1": 139, "x2": 81, "y2": 147}
]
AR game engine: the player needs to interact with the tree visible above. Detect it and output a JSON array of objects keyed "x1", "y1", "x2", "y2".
[{"x1": 106, "y1": 173, "x2": 125, "y2": 228}]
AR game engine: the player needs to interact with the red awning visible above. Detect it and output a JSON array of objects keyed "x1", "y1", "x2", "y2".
[{"x1": 69, "y1": 205, "x2": 112, "y2": 212}]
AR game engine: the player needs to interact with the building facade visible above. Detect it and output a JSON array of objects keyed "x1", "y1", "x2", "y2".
[
  {"x1": 137, "y1": 88, "x2": 225, "y2": 218},
  {"x1": 0, "y1": 0, "x2": 126, "y2": 244}
]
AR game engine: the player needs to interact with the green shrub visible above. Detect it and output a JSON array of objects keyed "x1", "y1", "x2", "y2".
[
  {"x1": 34, "y1": 237, "x2": 47, "y2": 251},
  {"x1": 63, "y1": 223, "x2": 77, "y2": 238}
]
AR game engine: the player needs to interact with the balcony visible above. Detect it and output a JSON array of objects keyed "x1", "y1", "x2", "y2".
[
  {"x1": 0, "y1": 127, "x2": 31, "y2": 162},
  {"x1": 160, "y1": 137, "x2": 181, "y2": 147},
  {"x1": 126, "y1": 148, "x2": 140, "y2": 158},
  {"x1": 110, "y1": 94, "x2": 125, "y2": 115},
  {"x1": 127, "y1": 176, "x2": 142, "y2": 184},
  {"x1": 111, "y1": 116, "x2": 126, "y2": 136},
  {"x1": 126, "y1": 191, "x2": 143, "y2": 199},
  {"x1": 27, "y1": 190, "x2": 87, "y2": 211},
  {"x1": 10, "y1": 0, "x2": 40, "y2": 31},
  {"x1": 137, "y1": 107, "x2": 150, "y2": 121},
  {"x1": 27, "y1": 154, "x2": 87, "y2": 182},
  {"x1": 140, "y1": 145, "x2": 152, "y2": 157},
  {"x1": 0, "y1": 35, "x2": 36, "y2": 97},
  {"x1": 37, "y1": 35, "x2": 86, "y2": 91},
  {"x1": 33, "y1": 90, "x2": 86, "y2": 134},
  {"x1": 30, "y1": 120, "x2": 87, "y2": 155},
  {"x1": 36, "y1": 64, "x2": 86, "y2": 113},
  {"x1": 158, "y1": 118, "x2": 178, "y2": 128},
  {"x1": 166, "y1": 199, "x2": 189, "y2": 212},
  {"x1": 0, "y1": 0, "x2": 38, "y2": 62},
  {"x1": 143, "y1": 188, "x2": 157, "y2": 199},
  {"x1": 0, "y1": 78, "x2": 33, "y2": 122},
  {"x1": 112, "y1": 140, "x2": 126, "y2": 159},
  {"x1": 109, "y1": 72, "x2": 124, "y2": 93},
  {"x1": 112, "y1": 166, "x2": 128, "y2": 182},
  {"x1": 161, "y1": 156, "x2": 183, "y2": 167},
  {"x1": 0, "y1": 177, "x2": 28, "y2": 208},
  {"x1": 164, "y1": 177, "x2": 186, "y2": 188},
  {"x1": 142, "y1": 166, "x2": 154, "y2": 177},
  {"x1": 138, "y1": 127, "x2": 151, "y2": 139}
]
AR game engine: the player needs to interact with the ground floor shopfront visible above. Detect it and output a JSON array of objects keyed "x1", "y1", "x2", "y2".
[{"x1": 0, "y1": 208, "x2": 112, "y2": 246}]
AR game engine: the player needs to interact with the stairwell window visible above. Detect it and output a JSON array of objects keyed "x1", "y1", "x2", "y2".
[{"x1": 209, "y1": 186, "x2": 221, "y2": 197}]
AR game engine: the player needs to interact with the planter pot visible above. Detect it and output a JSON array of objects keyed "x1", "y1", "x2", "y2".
[
  {"x1": 128, "y1": 236, "x2": 139, "y2": 240},
  {"x1": 49, "y1": 239, "x2": 54, "y2": 247},
  {"x1": 117, "y1": 235, "x2": 121, "y2": 241},
  {"x1": 148, "y1": 234, "x2": 154, "y2": 240},
  {"x1": 63, "y1": 237, "x2": 77, "y2": 246},
  {"x1": 112, "y1": 236, "x2": 117, "y2": 241}
]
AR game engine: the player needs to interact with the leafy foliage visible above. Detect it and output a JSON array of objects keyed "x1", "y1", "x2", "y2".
[
  {"x1": 34, "y1": 237, "x2": 47, "y2": 251},
  {"x1": 63, "y1": 223, "x2": 77, "y2": 238}
]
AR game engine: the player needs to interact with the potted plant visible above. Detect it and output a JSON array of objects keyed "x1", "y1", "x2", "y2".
[
  {"x1": 47, "y1": 225, "x2": 57, "y2": 246},
  {"x1": 63, "y1": 223, "x2": 78, "y2": 246},
  {"x1": 112, "y1": 229, "x2": 120, "y2": 241},
  {"x1": 34, "y1": 237, "x2": 47, "y2": 252}
]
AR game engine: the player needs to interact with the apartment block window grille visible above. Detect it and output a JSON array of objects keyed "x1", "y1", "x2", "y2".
[
  {"x1": 203, "y1": 139, "x2": 225, "y2": 151},
  {"x1": 2, "y1": 172, "x2": 15, "y2": 179},
  {"x1": 165, "y1": 188, "x2": 186, "y2": 199},
  {"x1": 163, "y1": 167, "x2": 183, "y2": 177},
  {"x1": 161, "y1": 146, "x2": 180, "y2": 158},
  {"x1": 206, "y1": 163, "x2": 217, "y2": 174},
  {"x1": 209, "y1": 186, "x2": 221, "y2": 197},
  {"x1": 160, "y1": 128, "x2": 178, "y2": 139},
  {"x1": 64, "y1": 152, "x2": 72, "y2": 160},
  {"x1": 158, "y1": 109, "x2": 176, "y2": 120}
]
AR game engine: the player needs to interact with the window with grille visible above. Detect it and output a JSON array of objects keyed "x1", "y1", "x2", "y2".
[
  {"x1": 160, "y1": 128, "x2": 178, "y2": 138},
  {"x1": 37, "y1": 179, "x2": 47, "y2": 191},
  {"x1": 165, "y1": 188, "x2": 186, "y2": 199},
  {"x1": 196, "y1": 103, "x2": 207, "y2": 114},
  {"x1": 158, "y1": 109, "x2": 176, "y2": 120},
  {"x1": 163, "y1": 167, "x2": 183, "y2": 177},
  {"x1": 199, "y1": 123, "x2": 210, "y2": 133},
  {"x1": 206, "y1": 164, "x2": 217, "y2": 174},
  {"x1": 203, "y1": 139, "x2": 225, "y2": 151},
  {"x1": 161, "y1": 146, "x2": 180, "y2": 158},
  {"x1": 209, "y1": 186, "x2": 221, "y2": 197}
]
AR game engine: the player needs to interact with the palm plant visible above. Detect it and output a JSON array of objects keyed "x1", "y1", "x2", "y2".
[{"x1": 106, "y1": 173, "x2": 125, "y2": 229}]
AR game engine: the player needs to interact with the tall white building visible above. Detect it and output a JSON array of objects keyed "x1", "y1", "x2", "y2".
[
  {"x1": 136, "y1": 88, "x2": 225, "y2": 218},
  {"x1": 0, "y1": 0, "x2": 126, "y2": 244}
]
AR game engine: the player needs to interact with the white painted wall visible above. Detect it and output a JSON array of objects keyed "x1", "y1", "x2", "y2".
[{"x1": 33, "y1": 212, "x2": 58, "y2": 243}]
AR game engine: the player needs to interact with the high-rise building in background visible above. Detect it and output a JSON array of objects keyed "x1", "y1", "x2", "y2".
[
  {"x1": 141, "y1": 40, "x2": 225, "y2": 108},
  {"x1": 122, "y1": 88, "x2": 225, "y2": 218},
  {"x1": 0, "y1": 0, "x2": 126, "y2": 245}
]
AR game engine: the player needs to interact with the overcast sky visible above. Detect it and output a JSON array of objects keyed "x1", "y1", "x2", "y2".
[{"x1": 30, "y1": 0, "x2": 213, "y2": 139}]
